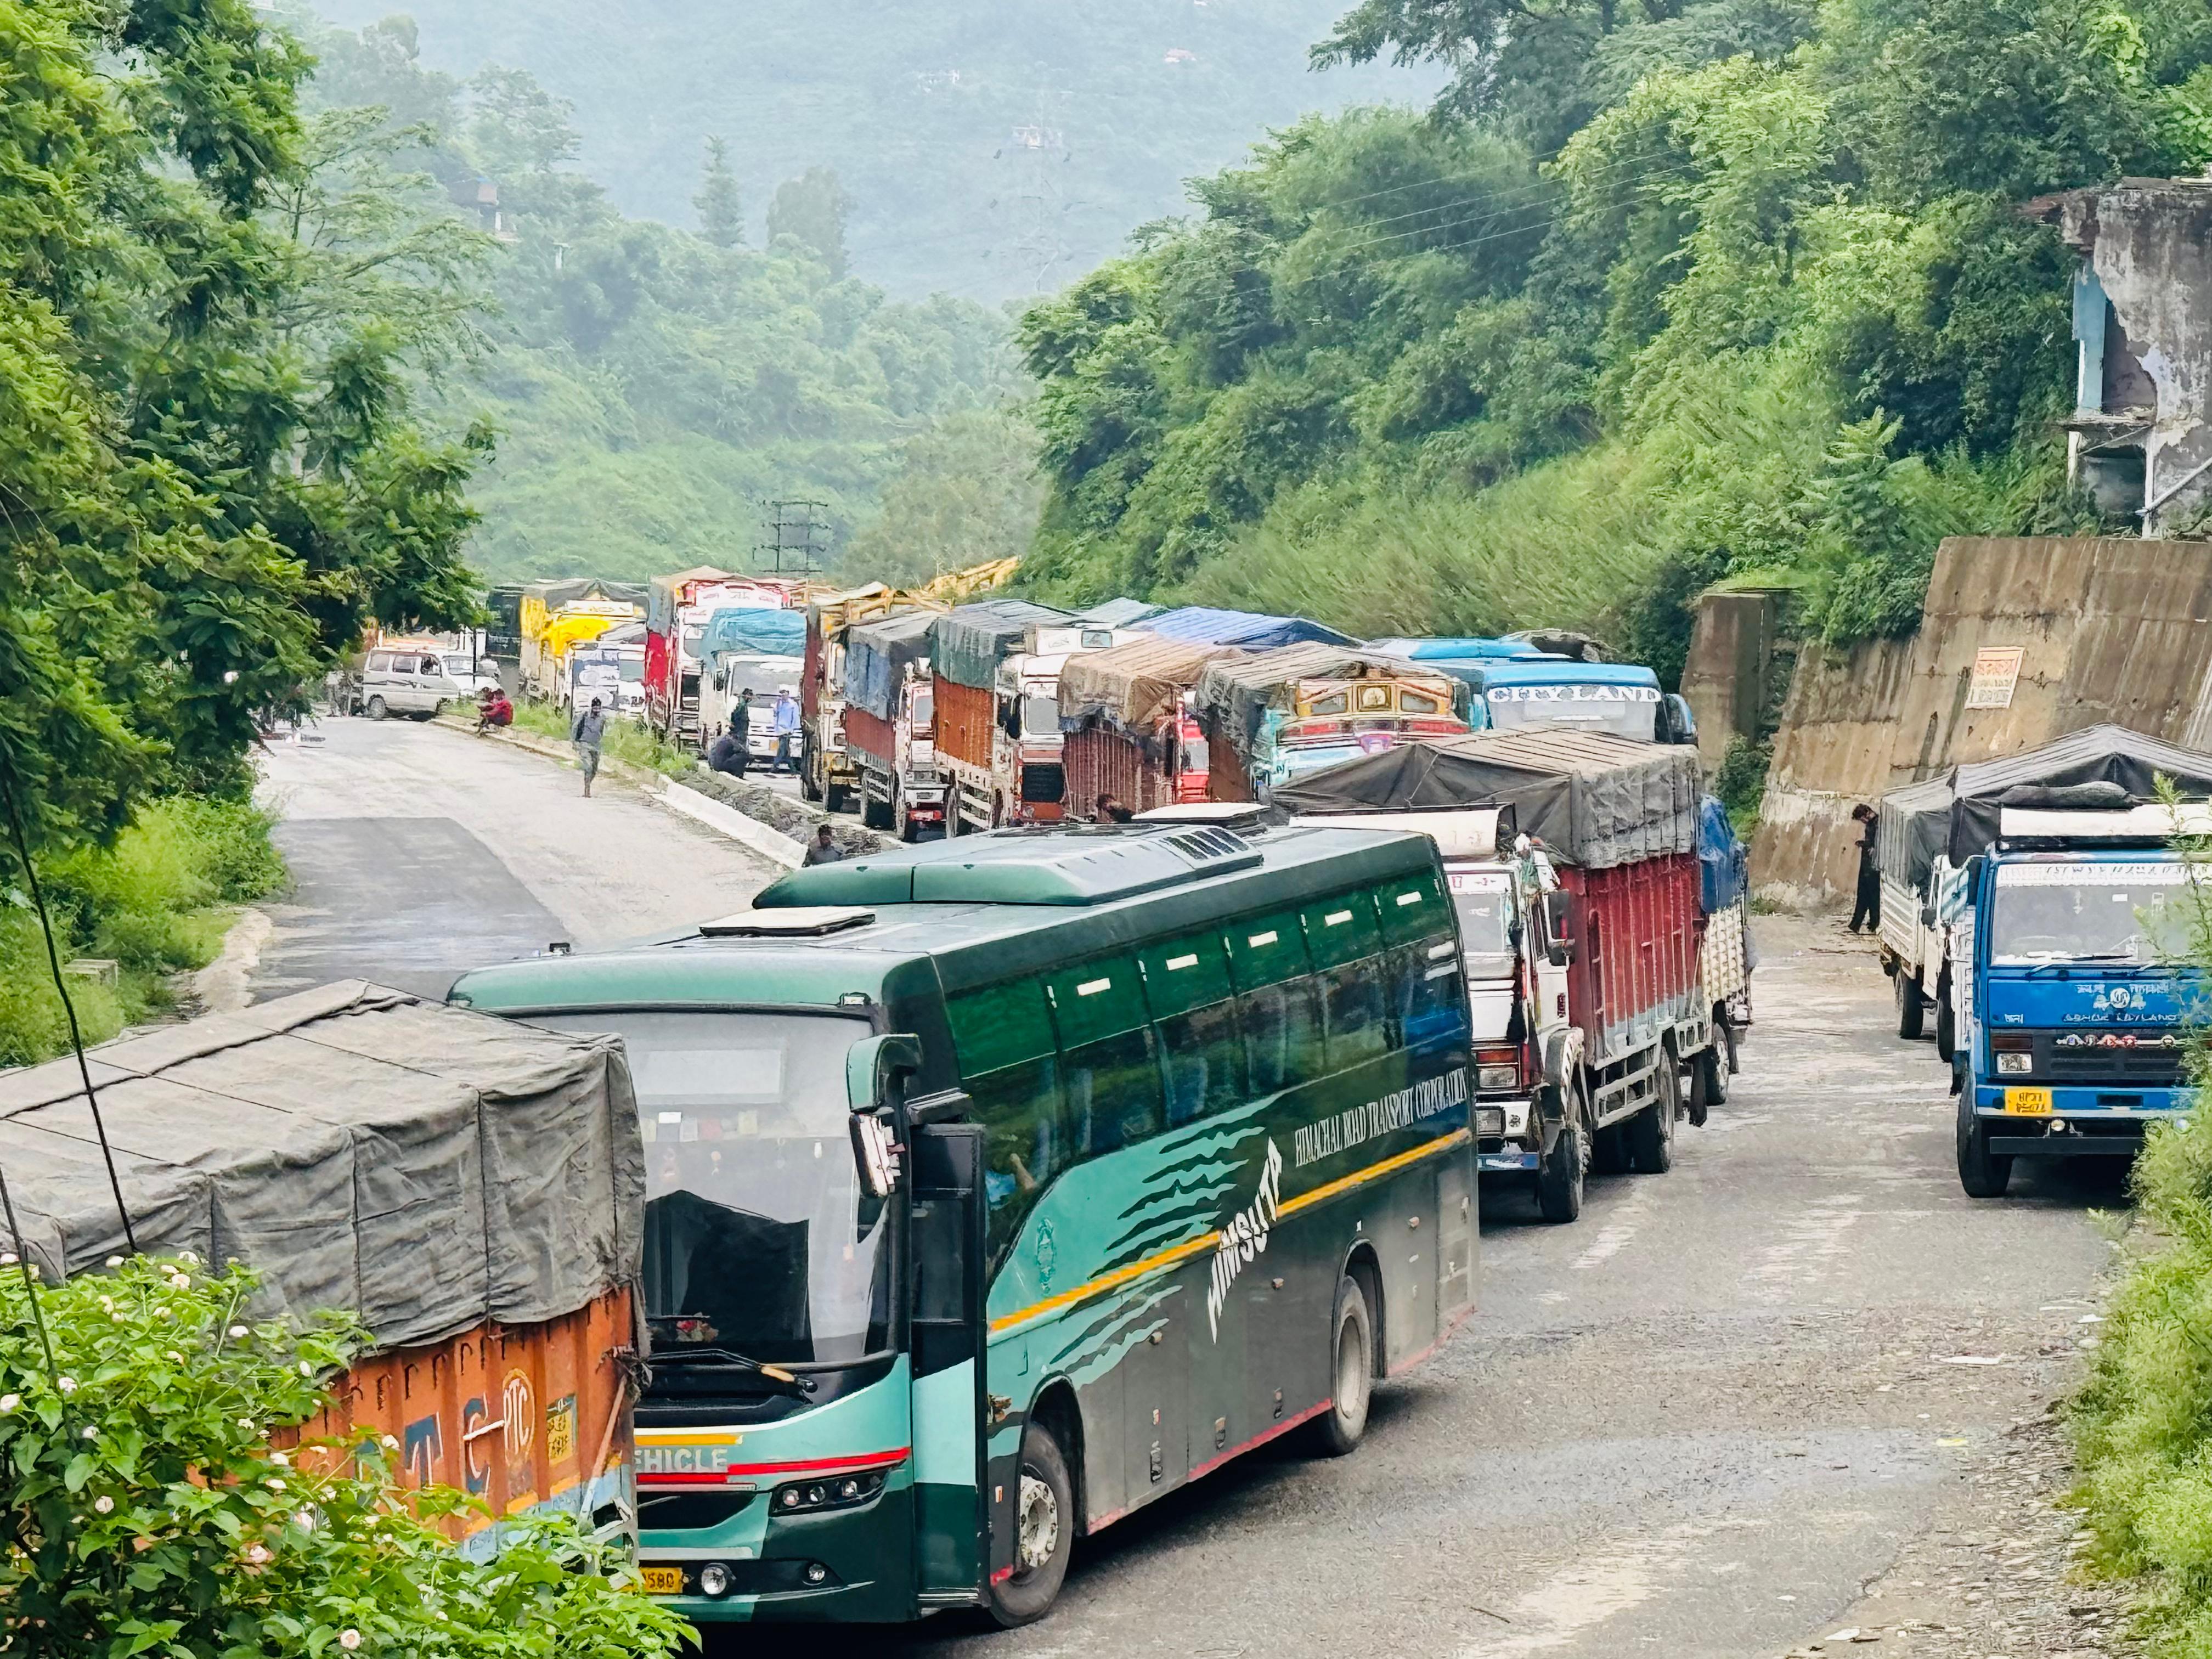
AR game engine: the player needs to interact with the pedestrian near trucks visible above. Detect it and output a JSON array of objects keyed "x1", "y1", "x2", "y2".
[{"x1": 572, "y1": 697, "x2": 606, "y2": 798}]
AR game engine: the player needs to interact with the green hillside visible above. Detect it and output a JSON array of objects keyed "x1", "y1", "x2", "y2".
[{"x1": 302, "y1": 0, "x2": 1439, "y2": 302}]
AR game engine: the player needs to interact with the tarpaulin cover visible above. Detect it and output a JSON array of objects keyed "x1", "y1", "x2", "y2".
[
  {"x1": 1271, "y1": 730, "x2": 1701, "y2": 870},
  {"x1": 1365, "y1": 636, "x2": 1554, "y2": 662},
  {"x1": 647, "y1": 566, "x2": 737, "y2": 632},
  {"x1": 1192, "y1": 644, "x2": 1460, "y2": 758},
  {"x1": 1075, "y1": 597, "x2": 1165, "y2": 628},
  {"x1": 699, "y1": 606, "x2": 805, "y2": 662},
  {"x1": 1142, "y1": 607, "x2": 1358, "y2": 650},
  {"x1": 522, "y1": 578, "x2": 648, "y2": 612},
  {"x1": 1059, "y1": 636, "x2": 1245, "y2": 732},
  {"x1": 845, "y1": 607, "x2": 939, "y2": 720},
  {"x1": 1878, "y1": 723, "x2": 2212, "y2": 892},
  {"x1": 931, "y1": 599, "x2": 1071, "y2": 689},
  {"x1": 0, "y1": 982, "x2": 642, "y2": 1349},
  {"x1": 1699, "y1": 794, "x2": 1749, "y2": 914}
]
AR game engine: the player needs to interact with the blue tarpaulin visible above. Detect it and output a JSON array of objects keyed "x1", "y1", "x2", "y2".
[
  {"x1": 698, "y1": 606, "x2": 804, "y2": 662},
  {"x1": 1699, "y1": 794, "x2": 1748, "y2": 914},
  {"x1": 1142, "y1": 607, "x2": 1357, "y2": 650},
  {"x1": 1365, "y1": 636, "x2": 1555, "y2": 662}
]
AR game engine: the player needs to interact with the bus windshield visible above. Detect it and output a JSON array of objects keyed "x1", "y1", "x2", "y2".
[
  {"x1": 1989, "y1": 861, "x2": 2198, "y2": 966},
  {"x1": 532, "y1": 1010, "x2": 889, "y2": 1365},
  {"x1": 1482, "y1": 682, "x2": 1659, "y2": 741}
]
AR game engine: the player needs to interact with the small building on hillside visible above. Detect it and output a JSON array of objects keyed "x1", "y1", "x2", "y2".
[{"x1": 2029, "y1": 178, "x2": 2212, "y2": 534}]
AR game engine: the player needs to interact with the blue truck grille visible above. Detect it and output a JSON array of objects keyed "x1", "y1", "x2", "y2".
[{"x1": 2028, "y1": 1030, "x2": 2187, "y2": 1084}]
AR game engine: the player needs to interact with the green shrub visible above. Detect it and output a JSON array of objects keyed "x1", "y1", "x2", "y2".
[{"x1": 0, "y1": 1254, "x2": 690, "y2": 1659}]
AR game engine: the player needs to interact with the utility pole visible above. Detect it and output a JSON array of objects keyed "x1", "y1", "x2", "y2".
[
  {"x1": 757, "y1": 498, "x2": 830, "y2": 579},
  {"x1": 1005, "y1": 82, "x2": 1071, "y2": 294}
]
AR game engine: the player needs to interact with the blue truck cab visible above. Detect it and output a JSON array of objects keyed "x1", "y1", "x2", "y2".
[
  {"x1": 1954, "y1": 802, "x2": 2205, "y2": 1197},
  {"x1": 1364, "y1": 641, "x2": 1698, "y2": 744}
]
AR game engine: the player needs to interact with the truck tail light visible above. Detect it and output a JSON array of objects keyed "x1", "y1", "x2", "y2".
[{"x1": 1476, "y1": 1045, "x2": 1520, "y2": 1093}]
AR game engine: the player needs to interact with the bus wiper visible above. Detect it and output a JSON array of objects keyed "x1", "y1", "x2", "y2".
[{"x1": 647, "y1": 1335, "x2": 819, "y2": 1393}]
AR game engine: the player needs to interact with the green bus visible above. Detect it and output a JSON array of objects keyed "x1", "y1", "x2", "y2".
[{"x1": 447, "y1": 817, "x2": 1477, "y2": 1626}]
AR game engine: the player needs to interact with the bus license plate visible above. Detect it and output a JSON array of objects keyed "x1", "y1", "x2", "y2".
[
  {"x1": 640, "y1": 1567, "x2": 686, "y2": 1596},
  {"x1": 2004, "y1": 1087, "x2": 2052, "y2": 1115}
]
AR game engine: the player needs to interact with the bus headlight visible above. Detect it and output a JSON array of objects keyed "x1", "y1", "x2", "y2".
[
  {"x1": 697, "y1": 1563, "x2": 731, "y2": 1598},
  {"x1": 772, "y1": 1468, "x2": 888, "y2": 1514},
  {"x1": 1996, "y1": 1053, "x2": 2033, "y2": 1075}
]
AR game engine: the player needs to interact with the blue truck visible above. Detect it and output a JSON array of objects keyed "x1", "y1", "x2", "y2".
[
  {"x1": 1951, "y1": 794, "x2": 2209, "y2": 1197},
  {"x1": 1368, "y1": 639, "x2": 1699, "y2": 745}
]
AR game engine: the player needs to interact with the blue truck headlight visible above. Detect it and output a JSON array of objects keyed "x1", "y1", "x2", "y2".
[
  {"x1": 1996, "y1": 1053, "x2": 2033, "y2": 1075},
  {"x1": 1477, "y1": 1065, "x2": 1520, "y2": 1092}
]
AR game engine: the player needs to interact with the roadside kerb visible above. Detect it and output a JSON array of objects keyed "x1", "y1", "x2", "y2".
[{"x1": 432, "y1": 714, "x2": 892, "y2": 867}]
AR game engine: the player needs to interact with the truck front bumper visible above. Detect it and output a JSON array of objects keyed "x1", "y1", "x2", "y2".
[
  {"x1": 1972, "y1": 1085, "x2": 2191, "y2": 1156},
  {"x1": 1474, "y1": 1096, "x2": 1536, "y2": 1171}
]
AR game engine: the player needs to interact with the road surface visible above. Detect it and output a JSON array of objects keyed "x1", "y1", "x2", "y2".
[{"x1": 257, "y1": 720, "x2": 2119, "y2": 1656}]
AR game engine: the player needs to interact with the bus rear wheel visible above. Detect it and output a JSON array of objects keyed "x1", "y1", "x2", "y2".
[
  {"x1": 1306, "y1": 1274, "x2": 1374, "y2": 1458},
  {"x1": 987, "y1": 1420, "x2": 1074, "y2": 1627}
]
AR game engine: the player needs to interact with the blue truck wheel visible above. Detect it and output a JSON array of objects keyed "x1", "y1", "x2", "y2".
[{"x1": 1956, "y1": 1091, "x2": 2011, "y2": 1199}]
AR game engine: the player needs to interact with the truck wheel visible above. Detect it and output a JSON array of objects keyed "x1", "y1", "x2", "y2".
[
  {"x1": 898, "y1": 796, "x2": 921, "y2": 843},
  {"x1": 1535, "y1": 1087, "x2": 1586, "y2": 1224},
  {"x1": 862, "y1": 789, "x2": 893, "y2": 831},
  {"x1": 1934, "y1": 980, "x2": 1956, "y2": 1063},
  {"x1": 1304, "y1": 1274, "x2": 1374, "y2": 1458},
  {"x1": 985, "y1": 1419, "x2": 1075, "y2": 1627},
  {"x1": 365, "y1": 696, "x2": 388, "y2": 721},
  {"x1": 1956, "y1": 1091, "x2": 2012, "y2": 1198},
  {"x1": 1690, "y1": 1046, "x2": 1726, "y2": 1124},
  {"x1": 1628, "y1": 1053, "x2": 1679, "y2": 1173},
  {"x1": 1895, "y1": 969, "x2": 1925, "y2": 1040}
]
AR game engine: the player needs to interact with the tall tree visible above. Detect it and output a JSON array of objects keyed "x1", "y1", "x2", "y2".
[
  {"x1": 766, "y1": 166, "x2": 851, "y2": 277},
  {"x1": 696, "y1": 134, "x2": 744, "y2": 247}
]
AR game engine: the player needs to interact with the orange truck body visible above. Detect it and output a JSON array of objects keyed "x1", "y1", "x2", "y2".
[{"x1": 933, "y1": 674, "x2": 995, "y2": 774}]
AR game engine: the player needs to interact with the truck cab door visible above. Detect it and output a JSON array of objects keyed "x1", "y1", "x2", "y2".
[{"x1": 907, "y1": 1121, "x2": 988, "y2": 1608}]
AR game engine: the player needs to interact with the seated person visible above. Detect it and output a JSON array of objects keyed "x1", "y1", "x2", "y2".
[{"x1": 706, "y1": 727, "x2": 747, "y2": 777}]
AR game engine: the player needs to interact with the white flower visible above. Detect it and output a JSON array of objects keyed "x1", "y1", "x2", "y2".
[
  {"x1": 298, "y1": 1361, "x2": 313, "y2": 1378},
  {"x1": 166, "y1": 1352, "x2": 183, "y2": 1364},
  {"x1": 295, "y1": 1510, "x2": 314, "y2": 1531},
  {"x1": 338, "y1": 1630, "x2": 361, "y2": 1651},
  {"x1": 269, "y1": 1451, "x2": 290, "y2": 1469},
  {"x1": 55, "y1": 1377, "x2": 75, "y2": 1395},
  {"x1": 267, "y1": 1479, "x2": 285, "y2": 1493},
  {"x1": 177, "y1": 1251, "x2": 198, "y2": 1266},
  {"x1": 244, "y1": 1542, "x2": 271, "y2": 1566},
  {"x1": 81, "y1": 1426, "x2": 97, "y2": 1441},
  {"x1": 167, "y1": 1273, "x2": 190, "y2": 1291},
  {"x1": 97, "y1": 1296, "x2": 114, "y2": 1313},
  {"x1": 0, "y1": 1254, "x2": 16, "y2": 1266},
  {"x1": 104, "y1": 1255, "x2": 122, "y2": 1269},
  {"x1": 0, "y1": 1395, "x2": 18, "y2": 1413},
  {"x1": 237, "y1": 1419, "x2": 255, "y2": 1432},
  {"x1": 93, "y1": 1497, "x2": 114, "y2": 1515},
  {"x1": 155, "y1": 1307, "x2": 172, "y2": 1321},
  {"x1": 380, "y1": 1435, "x2": 398, "y2": 1452},
  {"x1": 228, "y1": 1325, "x2": 249, "y2": 1340}
]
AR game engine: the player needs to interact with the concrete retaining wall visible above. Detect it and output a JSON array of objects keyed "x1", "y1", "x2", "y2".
[{"x1": 1752, "y1": 535, "x2": 2212, "y2": 903}]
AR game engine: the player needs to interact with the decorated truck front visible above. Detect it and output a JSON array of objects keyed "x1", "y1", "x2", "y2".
[{"x1": 1190, "y1": 644, "x2": 1469, "y2": 801}]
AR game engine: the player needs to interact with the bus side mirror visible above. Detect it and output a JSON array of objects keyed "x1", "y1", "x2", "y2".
[
  {"x1": 846, "y1": 1033, "x2": 923, "y2": 1196},
  {"x1": 1538, "y1": 890, "x2": 1576, "y2": 967}
]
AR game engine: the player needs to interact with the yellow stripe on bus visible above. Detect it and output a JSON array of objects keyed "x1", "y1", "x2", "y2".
[{"x1": 986, "y1": 1128, "x2": 1472, "y2": 1338}]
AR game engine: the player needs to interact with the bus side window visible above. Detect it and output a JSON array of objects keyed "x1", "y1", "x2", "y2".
[
  {"x1": 1241, "y1": 979, "x2": 1325, "y2": 1097},
  {"x1": 1063, "y1": 1027, "x2": 1164, "y2": 1154},
  {"x1": 972, "y1": 1057, "x2": 1065, "y2": 1267},
  {"x1": 1303, "y1": 892, "x2": 1389, "y2": 1073},
  {"x1": 1393, "y1": 941, "x2": 1468, "y2": 1052},
  {"x1": 1158, "y1": 998, "x2": 1245, "y2": 1126}
]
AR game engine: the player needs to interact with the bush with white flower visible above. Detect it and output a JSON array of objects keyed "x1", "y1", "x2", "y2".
[{"x1": 0, "y1": 1254, "x2": 689, "y2": 1658}]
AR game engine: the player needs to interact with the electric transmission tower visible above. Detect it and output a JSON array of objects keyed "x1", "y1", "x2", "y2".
[{"x1": 757, "y1": 499, "x2": 830, "y2": 579}]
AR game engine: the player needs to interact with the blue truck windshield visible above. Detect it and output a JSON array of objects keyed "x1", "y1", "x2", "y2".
[
  {"x1": 1482, "y1": 682, "x2": 1660, "y2": 741},
  {"x1": 532, "y1": 1010, "x2": 889, "y2": 1365},
  {"x1": 1989, "y1": 861, "x2": 2198, "y2": 966}
]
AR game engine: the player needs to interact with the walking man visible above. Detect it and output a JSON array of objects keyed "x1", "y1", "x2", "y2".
[
  {"x1": 772, "y1": 686, "x2": 800, "y2": 775},
  {"x1": 572, "y1": 696, "x2": 607, "y2": 799},
  {"x1": 1848, "y1": 802, "x2": 1881, "y2": 932}
]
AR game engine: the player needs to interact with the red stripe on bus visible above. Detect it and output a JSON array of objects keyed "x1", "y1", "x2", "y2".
[{"x1": 637, "y1": 1447, "x2": 910, "y2": 1486}]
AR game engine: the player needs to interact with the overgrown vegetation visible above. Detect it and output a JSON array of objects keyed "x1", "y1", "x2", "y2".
[
  {"x1": 504, "y1": 703, "x2": 696, "y2": 779},
  {"x1": 290, "y1": 11, "x2": 1023, "y2": 583},
  {"x1": 0, "y1": 1253, "x2": 688, "y2": 1658},
  {"x1": 1011, "y1": 0, "x2": 2203, "y2": 665},
  {"x1": 0, "y1": 800, "x2": 287, "y2": 1069}
]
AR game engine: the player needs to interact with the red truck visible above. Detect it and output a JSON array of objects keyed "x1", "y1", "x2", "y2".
[
  {"x1": 1271, "y1": 730, "x2": 1725, "y2": 1224},
  {"x1": 646, "y1": 568, "x2": 790, "y2": 746},
  {"x1": 1056, "y1": 635, "x2": 1243, "y2": 817}
]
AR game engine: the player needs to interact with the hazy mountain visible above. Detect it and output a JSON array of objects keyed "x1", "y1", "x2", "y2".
[{"x1": 305, "y1": 0, "x2": 1440, "y2": 300}]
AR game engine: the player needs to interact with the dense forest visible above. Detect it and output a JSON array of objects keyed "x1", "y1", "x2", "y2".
[
  {"x1": 306, "y1": 0, "x2": 1437, "y2": 302},
  {"x1": 1011, "y1": 0, "x2": 2212, "y2": 678},
  {"x1": 292, "y1": 10, "x2": 1022, "y2": 582}
]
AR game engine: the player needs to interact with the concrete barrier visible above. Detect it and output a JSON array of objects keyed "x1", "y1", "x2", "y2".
[{"x1": 1752, "y1": 534, "x2": 2212, "y2": 904}]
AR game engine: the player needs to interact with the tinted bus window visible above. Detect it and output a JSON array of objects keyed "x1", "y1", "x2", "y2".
[
  {"x1": 1243, "y1": 978, "x2": 1325, "y2": 1096},
  {"x1": 1064, "y1": 1026, "x2": 1165, "y2": 1153},
  {"x1": 1376, "y1": 870, "x2": 1448, "y2": 948},
  {"x1": 949, "y1": 978, "x2": 1056, "y2": 1075},
  {"x1": 1319, "y1": 958, "x2": 1390, "y2": 1070},
  {"x1": 1159, "y1": 998, "x2": 1245, "y2": 1126},
  {"x1": 1393, "y1": 943, "x2": 1470, "y2": 1053},
  {"x1": 977, "y1": 1056, "x2": 1065, "y2": 1265}
]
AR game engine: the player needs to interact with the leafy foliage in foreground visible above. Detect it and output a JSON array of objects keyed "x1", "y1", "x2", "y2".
[
  {"x1": 0, "y1": 1254, "x2": 688, "y2": 1659},
  {"x1": 0, "y1": 1, "x2": 488, "y2": 861},
  {"x1": 1015, "y1": 0, "x2": 2200, "y2": 660}
]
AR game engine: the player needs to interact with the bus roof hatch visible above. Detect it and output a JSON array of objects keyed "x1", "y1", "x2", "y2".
[{"x1": 755, "y1": 825, "x2": 1264, "y2": 907}]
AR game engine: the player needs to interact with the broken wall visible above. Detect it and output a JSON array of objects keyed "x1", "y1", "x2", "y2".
[{"x1": 1752, "y1": 535, "x2": 2212, "y2": 902}]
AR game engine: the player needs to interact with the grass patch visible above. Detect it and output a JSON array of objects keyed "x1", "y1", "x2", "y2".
[
  {"x1": 0, "y1": 796, "x2": 287, "y2": 1069},
  {"x1": 508, "y1": 700, "x2": 697, "y2": 779}
]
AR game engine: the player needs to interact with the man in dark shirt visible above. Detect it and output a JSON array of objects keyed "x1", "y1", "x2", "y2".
[
  {"x1": 1848, "y1": 803, "x2": 1880, "y2": 932},
  {"x1": 707, "y1": 729, "x2": 746, "y2": 777},
  {"x1": 802, "y1": 823, "x2": 841, "y2": 865},
  {"x1": 729, "y1": 689, "x2": 754, "y2": 776}
]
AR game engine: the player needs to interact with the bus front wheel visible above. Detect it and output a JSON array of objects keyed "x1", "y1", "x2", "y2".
[
  {"x1": 988, "y1": 1420, "x2": 1074, "y2": 1627},
  {"x1": 1307, "y1": 1274, "x2": 1374, "y2": 1458}
]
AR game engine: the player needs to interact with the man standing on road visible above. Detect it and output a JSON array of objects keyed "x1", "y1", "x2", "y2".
[
  {"x1": 730, "y1": 689, "x2": 754, "y2": 778},
  {"x1": 802, "y1": 823, "x2": 842, "y2": 866},
  {"x1": 572, "y1": 696, "x2": 607, "y2": 799},
  {"x1": 1848, "y1": 802, "x2": 1881, "y2": 932},
  {"x1": 771, "y1": 686, "x2": 800, "y2": 775}
]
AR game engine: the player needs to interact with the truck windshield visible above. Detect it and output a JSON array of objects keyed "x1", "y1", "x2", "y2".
[
  {"x1": 1989, "y1": 861, "x2": 2199, "y2": 966},
  {"x1": 1447, "y1": 868, "x2": 1515, "y2": 975},
  {"x1": 1023, "y1": 693, "x2": 1060, "y2": 737},
  {"x1": 1482, "y1": 684, "x2": 1660, "y2": 741},
  {"x1": 910, "y1": 685, "x2": 934, "y2": 734},
  {"x1": 531, "y1": 1010, "x2": 888, "y2": 1365}
]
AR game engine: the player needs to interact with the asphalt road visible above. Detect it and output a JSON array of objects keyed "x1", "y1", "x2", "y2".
[{"x1": 255, "y1": 721, "x2": 2119, "y2": 1656}]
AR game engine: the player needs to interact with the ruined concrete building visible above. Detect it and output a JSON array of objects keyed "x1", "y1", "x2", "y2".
[{"x1": 2032, "y1": 178, "x2": 2212, "y2": 534}]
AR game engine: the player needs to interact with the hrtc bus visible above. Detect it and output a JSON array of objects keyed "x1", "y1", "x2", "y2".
[{"x1": 447, "y1": 819, "x2": 1477, "y2": 1626}]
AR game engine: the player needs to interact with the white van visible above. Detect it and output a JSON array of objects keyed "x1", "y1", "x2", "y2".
[{"x1": 357, "y1": 647, "x2": 467, "y2": 720}]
